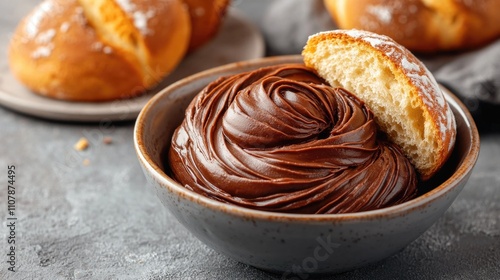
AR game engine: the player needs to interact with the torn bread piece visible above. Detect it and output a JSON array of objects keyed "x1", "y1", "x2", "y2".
[{"x1": 303, "y1": 29, "x2": 456, "y2": 180}]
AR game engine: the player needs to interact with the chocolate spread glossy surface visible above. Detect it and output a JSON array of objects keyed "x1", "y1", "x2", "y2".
[{"x1": 169, "y1": 64, "x2": 417, "y2": 214}]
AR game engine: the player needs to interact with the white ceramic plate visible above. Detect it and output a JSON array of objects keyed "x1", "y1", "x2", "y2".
[{"x1": 0, "y1": 8, "x2": 265, "y2": 122}]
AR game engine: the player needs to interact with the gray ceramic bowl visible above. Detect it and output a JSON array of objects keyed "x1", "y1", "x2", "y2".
[{"x1": 134, "y1": 55, "x2": 480, "y2": 275}]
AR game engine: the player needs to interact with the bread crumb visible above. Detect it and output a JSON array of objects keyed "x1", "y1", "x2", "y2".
[
  {"x1": 103, "y1": 136, "x2": 113, "y2": 145},
  {"x1": 74, "y1": 137, "x2": 89, "y2": 151},
  {"x1": 82, "y1": 159, "x2": 91, "y2": 166}
]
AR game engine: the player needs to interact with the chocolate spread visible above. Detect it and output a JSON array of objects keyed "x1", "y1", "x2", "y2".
[{"x1": 169, "y1": 64, "x2": 417, "y2": 214}]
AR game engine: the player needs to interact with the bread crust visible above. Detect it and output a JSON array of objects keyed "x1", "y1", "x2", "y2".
[
  {"x1": 324, "y1": 0, "x2": 500, "y2": 53},
  {"x1": 182, "y1": 0, "x2": 231, "y2": 52},
  {"x1": 303, "y1": 29, "x2": 457, "y2": 179},
  {"x1": 8, "y1": 0, "x2": 191, "y2": 102}
]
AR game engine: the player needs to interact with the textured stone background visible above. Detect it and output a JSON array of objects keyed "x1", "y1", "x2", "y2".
[{"x1": 1, "y1": 1, "x2": 499, "y2": 279}]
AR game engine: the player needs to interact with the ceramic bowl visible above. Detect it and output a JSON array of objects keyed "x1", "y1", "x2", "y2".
[{"x1": 134, "y1": 55, "x2": 480, "y2": 275}]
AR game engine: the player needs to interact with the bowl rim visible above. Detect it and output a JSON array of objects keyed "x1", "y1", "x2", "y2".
[{"x1": 134, "y1": 55, "x2": 480, "y2": 223}]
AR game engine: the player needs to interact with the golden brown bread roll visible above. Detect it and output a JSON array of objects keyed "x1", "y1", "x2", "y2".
[
  {"x1": 323, "y1": 0, "x2": 500, "y2": 53},
  {"x1": 8, "y1": 0, "x2": 191, "y2": 102},
  {"x1": 303, "y1": 29, "x2": 457, "y2": 180},
  {"x1": 183, "y1": 0, "x2": 231, "y2": 52}
]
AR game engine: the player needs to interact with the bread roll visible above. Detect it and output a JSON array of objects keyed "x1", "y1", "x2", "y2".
[
  {"x1": 183, "y1": 0, "x2": 231, "y2": 52},
  {"x1": 323, "y1": 0, "x2": 500, "y2": 53},
  {"x1": 303, "y1": 29, "x2": 456, "y2": 180},
  {"x1": 8, "y1": 0, "x2": 191, "y2": 102}
]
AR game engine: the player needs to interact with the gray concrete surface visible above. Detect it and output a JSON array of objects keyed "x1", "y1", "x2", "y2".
[{"x1": 1, "y1": 1, "x2": 499, "y2": 279}]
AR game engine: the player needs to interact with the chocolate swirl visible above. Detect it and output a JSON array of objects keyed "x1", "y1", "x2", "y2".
[{"x1": 169, "y1": 64, "x2": 417, "y2": 214}]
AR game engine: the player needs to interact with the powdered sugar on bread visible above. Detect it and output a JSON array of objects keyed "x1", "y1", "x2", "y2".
[{"x1": 115, "y1": 0, "x2": 156, "y2": 35}]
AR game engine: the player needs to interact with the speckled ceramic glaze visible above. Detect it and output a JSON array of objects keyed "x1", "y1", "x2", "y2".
[{"x1": 134, "y1": 55, "x2": 480, "y2": 275}]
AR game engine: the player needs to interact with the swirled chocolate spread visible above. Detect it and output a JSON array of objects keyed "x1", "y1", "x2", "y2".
[{"x1": 168, "y1": 64, "x2": 417, "y2": 214}]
